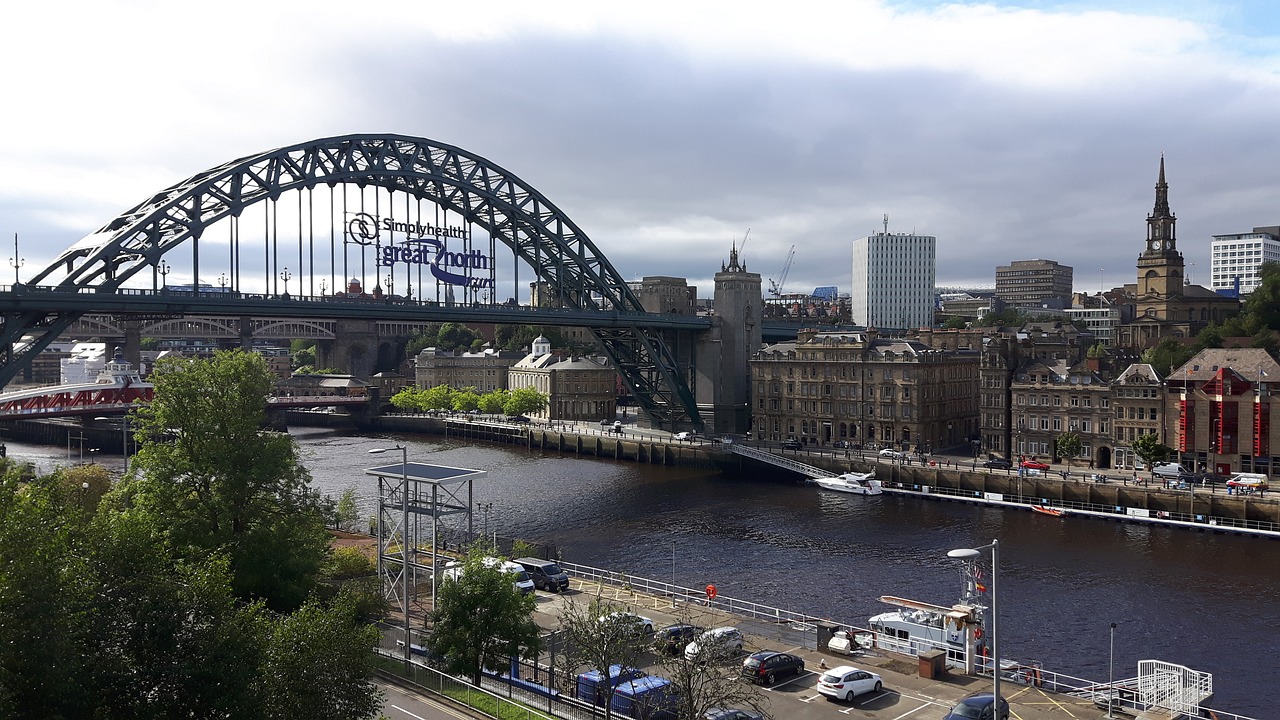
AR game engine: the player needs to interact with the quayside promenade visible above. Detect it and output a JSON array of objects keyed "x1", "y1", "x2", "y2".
[{"x1": 376, "y1": 561, "x2": 1253, "y2": 720}]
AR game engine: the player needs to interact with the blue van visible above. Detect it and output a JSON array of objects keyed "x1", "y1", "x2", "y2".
[
  {"x1": 576, "y1": 665, "x2": 645, "y2": 706},
  {"x1": 610, "y1": 676, "x2": 677, "y2": 719}
]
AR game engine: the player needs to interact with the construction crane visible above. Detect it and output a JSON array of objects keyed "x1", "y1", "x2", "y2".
[{"x1": 768, "y1": 245, "x2": 795, "y2": 298}]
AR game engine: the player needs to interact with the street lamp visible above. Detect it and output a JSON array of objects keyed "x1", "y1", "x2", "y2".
[
  {"x1": 476, "y1": 502, "x2": 493, "y2": 547},
  {"x1": 95, "y1": 415, "x2": 133, "y2": 463},
  {"x1": 1107, "y1": 622, "x2": 1117, "y2": 718},
  {"x1": 218, "y1": 272, "x2": 228, "y2": 291},
  {"x1": 280, "y1": 267, "x2": 292, "y2": 296},
  {"x1": 369, "y1": 445, "x2": 411, "y2": 662},
  {"x1": 158, "y1": 260, "x2": 170, "y2": 289},
  {"x1": 948, "y1": 540, "x2": 1001, "y2": 712}
]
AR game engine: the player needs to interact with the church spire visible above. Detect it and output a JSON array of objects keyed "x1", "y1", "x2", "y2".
[{"x1": 1145, "y1": 153, "x2": 1176, "y2": 254}]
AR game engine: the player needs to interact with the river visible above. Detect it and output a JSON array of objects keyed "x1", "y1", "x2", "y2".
[{"x1": 10, "y1": 427, "x2": 1277, "y2": 715}]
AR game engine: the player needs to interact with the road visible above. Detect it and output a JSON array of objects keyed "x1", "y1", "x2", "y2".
[{"x1": 377, "y1": 678, "x2": 490, "y2": 720}]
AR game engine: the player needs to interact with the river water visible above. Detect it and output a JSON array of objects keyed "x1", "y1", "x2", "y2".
[{"x1": 11, "y1": 428, "x2": 1276, "y2": 715}]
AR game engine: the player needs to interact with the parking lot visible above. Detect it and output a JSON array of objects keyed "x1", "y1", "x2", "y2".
[{"x1": 527, "y1": 578, "x2": 1109, "y2": 720}]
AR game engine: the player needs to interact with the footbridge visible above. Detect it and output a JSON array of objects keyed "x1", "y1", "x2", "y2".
[
  {"x1": 0, "y1": 134, "x2": 712, "y2": 430},
  {"x1": 730, "y1": 443, "x2": 831, "y2": 480}
]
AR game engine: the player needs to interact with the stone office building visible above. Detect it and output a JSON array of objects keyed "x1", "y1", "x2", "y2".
[{"x1": 750, "y1": 328, "x2": 979, "y2": 450}]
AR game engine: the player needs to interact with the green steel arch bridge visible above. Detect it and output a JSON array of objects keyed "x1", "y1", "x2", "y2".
[{"x1": 0, "y1": 134, "x2": 710, "y2": 429}]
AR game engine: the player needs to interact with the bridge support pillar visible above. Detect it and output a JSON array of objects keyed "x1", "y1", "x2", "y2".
[
  {"x1": 693, "y1": 246, "x2": 762, "y2": 435},
  {"x1": 320, "y1": 319, "x2": 379, "y2": 379},
  {"x1": 122, "y1": 322, "x2": 142, "y2": 371}
]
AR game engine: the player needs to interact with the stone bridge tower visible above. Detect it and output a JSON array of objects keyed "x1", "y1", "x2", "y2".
[{"x1": 696, "y1": 243, "x2": 763, "y2": 434}]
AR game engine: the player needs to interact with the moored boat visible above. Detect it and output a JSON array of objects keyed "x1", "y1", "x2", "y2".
[
  {"x1": 812, "y1": 471, "x2": 882, "y2": 495},
  {"x1": 1030, "y1": 504, "x2": 1068, "y2": 517}
]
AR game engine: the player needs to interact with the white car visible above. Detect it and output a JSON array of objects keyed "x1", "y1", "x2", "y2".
[
  {"x1": 674, "y1": 431, "x2": 693, "y2": 441},
  {"x1": 816, "y1": 665, "x2": 883, "y2": 702},
  {"x1": 597, "y1": 611, "x2": 655, "y2": 636},
  {"x1": 684, "y1": 626, "x2": 744, "y2": 661},
  {"x1": 878, "y1": 448, "x2": 903, "y2": 460},
  {"x1": 442, "y1": 557, "x2": 536, "y2": 595}
]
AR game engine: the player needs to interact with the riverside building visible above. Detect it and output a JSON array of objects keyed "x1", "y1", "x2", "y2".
[{"x1": 750, "y1": 328, "x2": 978, "y2": 451}]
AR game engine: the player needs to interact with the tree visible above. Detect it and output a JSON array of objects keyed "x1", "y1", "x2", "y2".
[
  {"x1": 656, "y1": 609, "x2": 769, "y2": 720},
  {"x1": 335, "y1": 486, "x2": 359, "y2": 531},
  {"x1": 421, "y1": 384, "x2": 455, "y2": 411},
  {"x1": 426, "y1": 549, "x2": 541, "y2": 682},
  {"x1": 122, "y1": 350, "x2": 332, "y2": 611},
  {"x1": 1055, "y1": 431, "x2": 1082, "y2": 466},
  {"x1": 258, "y1": 594, "x2": 383, "y2": 720},
  {"x1": 436, "y1": 322, "x2": 483, "y2": 353},
  {"x1": 452, "y1": 389, "x2": 481, "y2": 413},
  {"x1": 478, "y1": 389, "x2": 508, "y2": 414},
  {"x1": 557, "y1": 597, "x2": 651, "y2": 720},
  {"x1": 503, "y1": 386, "x2": 549, "y2": 417},
  {"x1": 1131, "y1": 433, "x2": 1174, "y2": 471},
  {"x1": 942, "y1": 315, "x2": 968, "y2": 329},
  {"x1": 405, "y1": 324, "x2": 443, "y2": 356},
  {"x1": 1141, "y1": 337, "x2": 1196, "y2": 376}
]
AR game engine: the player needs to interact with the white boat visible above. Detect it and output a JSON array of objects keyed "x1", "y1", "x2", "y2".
[
  {"x1": 869, "y1": 554, "x2": 989, "y2": 667},
  {"x1": 812, "y1": 471, "x2": 882, "y2": 495}
]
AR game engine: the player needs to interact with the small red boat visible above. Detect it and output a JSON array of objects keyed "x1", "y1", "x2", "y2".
[{"x1": 1030, "y1": 504, "x2": 1068, "y2": 517}]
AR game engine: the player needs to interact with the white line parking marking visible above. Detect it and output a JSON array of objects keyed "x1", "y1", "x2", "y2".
[{"x1": 890, "y1": 702, "x2": 933, "y2": 720}]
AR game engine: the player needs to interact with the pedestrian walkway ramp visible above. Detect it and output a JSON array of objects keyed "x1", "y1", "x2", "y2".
[{"x1": 730, "y1": 443, "x2": 830, "y2": 479}]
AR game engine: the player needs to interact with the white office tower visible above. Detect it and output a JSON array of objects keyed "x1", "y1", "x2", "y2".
[
  {"x1": 851, "y1": 227, "x2": 937, "y2": 329},
  {"x1": 1210, "y1": 226, "x2": 1280, "y2": 295}
]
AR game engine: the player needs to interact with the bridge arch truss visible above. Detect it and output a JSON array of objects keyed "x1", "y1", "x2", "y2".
[{"x1": 4, "y1": 134, "x2": 701, "y2": 428}]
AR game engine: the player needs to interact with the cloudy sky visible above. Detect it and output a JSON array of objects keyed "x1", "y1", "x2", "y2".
[{"x1": 3, "y1": 0, "x2": 1279, "y2": 298}]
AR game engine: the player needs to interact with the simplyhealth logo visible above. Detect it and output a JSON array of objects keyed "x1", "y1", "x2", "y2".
[{"x1": 343, "y1": 213, "x2": 492, "y2": 288}]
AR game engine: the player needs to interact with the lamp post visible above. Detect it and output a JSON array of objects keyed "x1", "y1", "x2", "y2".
[
  {"x1": 319, "y1": 278, "x2": 327, "y2": 296},
  {"x1": 369, "y1": 445, "x2": 411, "y2": 661},
  {"x1": 671, "y1": 537, "x2": 677, "y2": 592},
  {"x1": 158, "y1": 260, "x2": 170, "y2": 289},
  {"x1": 385, "y1": 272, "x2": 394, "y2": 297},
  {"x1": 948, "y1": 540, "x2": 1000, "y2": 711},
  {"x1": 218, "y1": 272, "x2": 228, "y2": 291},
  {"x1": 94, "y1": 415, "x2": 132, "y2": 463},
  {"x1": 476, "y1": 502, "x2": 493, "y2": 547},
  {"x1": 280, "y1": 267, "x2": 292, "y2": 296},
  {"x1": 1107, "y1": 622, "x2": 1117, "y2": 718}
]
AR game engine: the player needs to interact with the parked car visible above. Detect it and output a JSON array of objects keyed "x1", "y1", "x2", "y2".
[
  {"x1": 442, "y1": 558, "x2": 535, "y2": 595},
  {"x1": 684, "y1": 626, "x2": 743, "y2": 661},
  {"x1": 599, "y1": 418, "x2": 614, "y2": 427},
  {"x1": 674, "y1": 431, "x2": 693, "y2": 441},
  {"x1": 878, "y1": 448, "x2": 903, "y2": 460},
  {"x1": 704, "y1": 709, "x2": 764, "y2": 720},
  {"x1": 1020, "y1": 459, "x2": 1050, "y2": 471},
  {"x1": 598, "y1": 612, "x2": 655, "y2": 637},
  {"x1": 512, "y1": 557, "x2": 569, "y2": 592},
  {"x1": 941, "y1": 691, "x2": 1009, "y2": 720},
  {"x1": 654, "y1": 623, "x2": 703, "y2": 655},
  {"x1": 816, "y1": 665, "x2": 882, "y2": 702},
  {"x1": 781, "y1": 439, "x2": 802, "y2": 450},
  {"x1": 741, "y1": 650, "x2": 805, "y2": 685},
  {"x1": 983, "y1": 458, "x2": 1012, "y2": 470}
]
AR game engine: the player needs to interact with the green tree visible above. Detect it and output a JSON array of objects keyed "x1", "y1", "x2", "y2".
[
  {"x1": 503, "y1": 386, "x2": 549, "y2": 417},
  {"x1": 335, "y1": 487, "x2": 359, "y2": 531},
  {"x1": 436, "y1": 322, "x2": 482, "y2": 353},
  {"x1": 426, "y1": 549, "x2": 541, "y2": 682},
  {"x1": 0, "y1": 470, "x2": 95, "y2": 719},
  {"x1": 421, "y1": 384, "x2": 455, "y2": 411},
  {"x1": 942, "y1": 315, "x2": 968, "y2": 329},
  {"x1": 557, "y1": 597, "x2": 651, "y2": 720},
  {"x1": 405, "y1": 324, "x2": 443, "y2": 357},
  {"x1": 1131, "y1": 433, "x2": 1173, "y2": 471},
  {"x1": 452, "y1": 389, "x2": 481, "y2": 413},
  {"x1": 1141, "y1": 337, "x2": 1196, "y2": 377},
  {"x1": 1055, "y1": 431, "x2": 1082, "y2": 466},
  {"x1": 122, "y1": 350, "x2": 332, "y2": 611},
  {"x1": 389, "y1": 386, "x2": 426, "y2": 412},
  {"x1": 478, "y1": 389, "x2": 508, "y2": 414},
  {"x1": 292, "y1": 345, "x2": 317, "y2": 370},
  {"x1": 258, "y1": 594, "x2": 382, "y2": 720}
]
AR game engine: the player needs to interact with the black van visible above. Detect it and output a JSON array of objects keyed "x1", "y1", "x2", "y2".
[{"x1": 513, "y1": 557, "x2": 570, "y2": 592}]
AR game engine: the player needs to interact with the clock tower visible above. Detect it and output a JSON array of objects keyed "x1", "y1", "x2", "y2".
[{"x1": 1136, "y1": 154, "x2": 1185, "y2": 308}]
